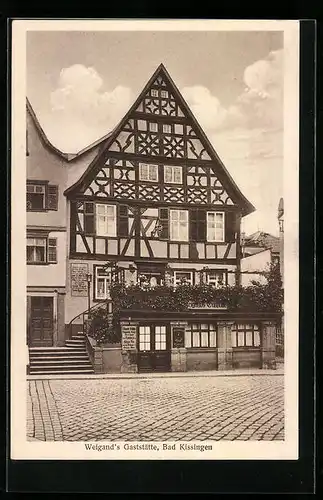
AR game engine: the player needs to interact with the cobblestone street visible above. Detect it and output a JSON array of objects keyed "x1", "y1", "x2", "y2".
[{"x1": 27, "y1": 374, "x2": 284, "y2": 442}]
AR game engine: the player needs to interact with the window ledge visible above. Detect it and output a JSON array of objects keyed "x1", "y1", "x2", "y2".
[
  {"x1": 185, "y1": 347, "x2": 218, "y2": 351},
  {"x1": 232, "y1": 346, "x2": 261, "y2": 350},
  {"x1": 27, "y1": 209, "x2": 49, "y2": 213},
  {"x1": 27, "y1": 262, "x2": 55, "y2": 266}
]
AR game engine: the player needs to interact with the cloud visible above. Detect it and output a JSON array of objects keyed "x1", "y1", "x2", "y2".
[
  {"x1": 181, "y1": 49, "x2": 283, "y2": 133},
  {"x1": 181, "y1": 85, "x2": 227, "y2": 130},
  {"x1": 49, "y1": 64, "x2": 133, "y2": 152},
  {"x1": 181, "y1": 50, "x2": 283, "y2": 236},
  {"x1": 236, "y1": 49, "x2": 283, "y2": 129}
]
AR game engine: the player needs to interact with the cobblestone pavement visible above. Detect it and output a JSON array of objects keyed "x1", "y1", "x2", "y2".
[{"x1": 27, "y1": 375, "x2": 284, "y2": 442}]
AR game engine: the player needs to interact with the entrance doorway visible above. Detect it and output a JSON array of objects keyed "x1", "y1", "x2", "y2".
[
  {"x1": 137, "y1": 325, "x2": 171, "y2": 373},
  {"x1": 29, "y1": 296, "x2": 54, "y2": 347}
]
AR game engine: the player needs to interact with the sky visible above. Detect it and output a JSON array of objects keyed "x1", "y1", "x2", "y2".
[{"x1": 27, "y1": 30, "x2": 284, "y2": 236}]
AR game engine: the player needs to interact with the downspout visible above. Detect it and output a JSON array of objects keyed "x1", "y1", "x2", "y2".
[{"x1": 236, "y1": 212, "x2": 242, "y2": 286}]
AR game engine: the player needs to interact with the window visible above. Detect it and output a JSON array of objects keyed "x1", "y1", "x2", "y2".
[
  {"x1": 26, "y1": 237, "x2": 57, "y2": 264},
  {"x1": 139, "y1": 326, "x2": 150, "y2": 351},
  {"x1": 170, "y1": 210, "x2": 188, "y2": 241},
  {"x1": 164, "y1": 165, "x2": 182, "y2": 184},
  {"x1": 163, "y1": 124, "x2": 172, "y2": 134},
  {"x1": 96, "y1": 204, "x2": 116, "y2": 237},
  {"x1": 174, "y1": 124, "x2": 183, "y2": 135},
  {"x1": 138, "y1": 120, "x2": 147, "y2": 131},
  {"x1": 207, "y1": 212, "x2": 225, "y2": 242},
  {"x1": 231, "y1": 324, "x2": 261, "y2": 348},
  {"x1": 207, "y1": 270, "x2": 226, "y2": 288},
  {"x1": 151, "y1": 89, "x2": 158, "y2": 97},
  {"x1": 174, "y1": 271, "x2": 193, "y2": 286},
  {"x1": 161, "y1": 90, "x2": 168, "y2": 98},
  {"x1": 47, "y1": 238, "x2": 57, "y2": 263},
  {"x1": 139, "y1": 163, "x2": 158, "y2": 182},
  {"x1": 26, "y1": 182, "x2": 58, "y2": 211},
  {"x1": 155, "y1": 326, "x2": 166, "y2": 350},
  {"x1": 95, "y1": 267, "x2": 111, "y2": 300},
  {"x1": 185, "y1": 324, "x2": 217, "y2": 348},
  {"x1": 27, "y1": 184, "x2": 45, "y2": 210},
  {"x1": 149, "y1": 122, "x2": 158, "y2": 132}
]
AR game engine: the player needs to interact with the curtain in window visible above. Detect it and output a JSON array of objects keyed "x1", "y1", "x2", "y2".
[
  {"x1": 170, "y1": 210, "x2": 188, "y2": 241},
  {"x1": 207, "y1": 212, "x2": 224, "y2": 241}
]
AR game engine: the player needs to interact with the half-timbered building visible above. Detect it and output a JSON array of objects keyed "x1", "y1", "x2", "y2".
[{"x1": 63, "y1": 64, "x2": 279, "y2": 373}]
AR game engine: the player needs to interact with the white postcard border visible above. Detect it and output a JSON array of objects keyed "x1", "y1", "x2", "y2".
[{"x1": 11, "y1": 18, "x2": 299, "y2": 461}]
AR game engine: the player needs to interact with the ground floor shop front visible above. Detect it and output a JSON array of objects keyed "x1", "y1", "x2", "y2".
[{"x1": 87, "y1": 310, "x2": 280, "y2": 374}]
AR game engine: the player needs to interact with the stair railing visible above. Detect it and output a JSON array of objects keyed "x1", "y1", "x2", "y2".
[{"x1": 68, "y1": 300, "x2": 113, "y2": 340}]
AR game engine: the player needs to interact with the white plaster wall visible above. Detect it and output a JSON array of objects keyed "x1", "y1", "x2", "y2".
[{"x1": 27, "y1": 232, "x2": 66, "y2": 287}]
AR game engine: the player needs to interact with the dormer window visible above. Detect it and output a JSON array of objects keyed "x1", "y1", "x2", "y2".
[
  {"x1": 164, "y1": 165, "x2": 182, "y2": 184},
  {"x1": 139, "y1": 163, "x2": 158, "y2": 182}
]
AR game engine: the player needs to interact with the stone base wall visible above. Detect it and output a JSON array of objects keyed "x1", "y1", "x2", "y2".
[
  {"x1": 121, "y1": 351, "x2": 138, "y2": 373},
  {"x1": 171, "y1": 348, "x2": 187, "y2": 372},
  {"x1": 186, "y1": 349, "x2": 217, "y2": 371},
  {"x1": 102, "y1": 348, "x2": 123, "y2": 373},
  {"x1": 232, "y1": 349, "x2": 261, "y2": 369}
]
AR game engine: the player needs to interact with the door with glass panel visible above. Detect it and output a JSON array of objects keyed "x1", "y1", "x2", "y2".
[{"x1": 137, "y1": 325, "x2": 171, "y2": 372}]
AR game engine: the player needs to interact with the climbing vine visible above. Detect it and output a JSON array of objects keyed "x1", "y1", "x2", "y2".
[{"x1": 87, "y1": 262, "x2": 283, "y2": 345}]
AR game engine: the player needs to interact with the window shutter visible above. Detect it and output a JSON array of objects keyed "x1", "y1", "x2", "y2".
[
  {"x1": 118, "y1": 205, "x2": 129, "y2": 237},
  {"x1": 197, "y1": 209, "x2": 206, "y2": 241},
  {"x1": 47, "y1": 185, "x2": 58, "y2": 210},
  {"x1": 47, "y1": 238, "x2": 57, "y2": 263},
  {"x1": 190, "y1": 209, "x2": 206, "y2": 241},
  {"x1": 159, "y1": 208, "x2": 169, "y2": 239},
  {"x1": 189, "y1": 209, "x2": 197, "y2": 241},
  {"x1": 225, "y1": 212, "x2": 236, "y2": 242},
  {"x1": 84, "y1": 202, "x2": 95, "y2": 234}
]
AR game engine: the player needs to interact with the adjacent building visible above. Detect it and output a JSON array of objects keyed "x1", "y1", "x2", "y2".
[
  {"x1": 26, "y1": 98, "x2": 68, "y2": 348},
  {"x1": 26, "y1": 98, "x2": 106, "y2": 349},
  {"x1": 241, "y1": 231, "x2": 280, "y2": 267}
]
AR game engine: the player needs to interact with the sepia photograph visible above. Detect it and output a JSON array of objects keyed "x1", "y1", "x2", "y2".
[{"x1": 10, "y1": 19, "x2": 299, "y2": 460}]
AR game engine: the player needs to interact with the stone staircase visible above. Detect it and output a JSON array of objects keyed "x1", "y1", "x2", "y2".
[{"x1": 28, "y1": 332, "x2": 94, "y2": 376}]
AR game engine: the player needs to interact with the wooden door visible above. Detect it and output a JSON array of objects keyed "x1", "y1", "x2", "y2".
[
  {"x1": 137, "y1": 325, "x2": 171, "y2": 373},
  {"x1": 30, "y1": 296, "x2": 54, "y2": 347}
]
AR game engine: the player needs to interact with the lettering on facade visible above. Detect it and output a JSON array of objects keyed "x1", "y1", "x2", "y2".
[
  {"x1": 71, "y1": 263, "x2": 88, "y2": 297},
  {"x1": 173, "y1": 327, "x2": 185, "y2": 348},
  {"x1": 122, "y1": 325, "x2": 137, "y2": 351}
]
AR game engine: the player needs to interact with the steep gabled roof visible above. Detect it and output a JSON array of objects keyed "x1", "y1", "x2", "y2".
[
  {"x1": 26, "y1": 97, "x2": 69, "y2": 159},
  {"x1": 63, "y1": 63, "x2": 256, "y2": 216},
  {"x1": 26, "y1": 97, "x2": 112, "y2": 162}
]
